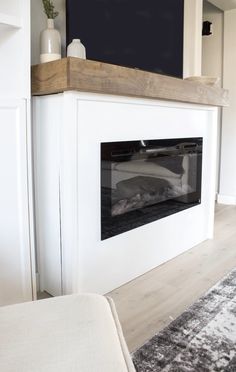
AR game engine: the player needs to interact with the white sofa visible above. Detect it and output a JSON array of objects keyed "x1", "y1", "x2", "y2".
[{"x1": 0, "y1": 294, "x2": 136, "y2": 372}]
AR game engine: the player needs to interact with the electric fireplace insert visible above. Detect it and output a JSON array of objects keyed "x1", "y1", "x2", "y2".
[{"x1": 101, "y1": 138, "x2": 203, "y2": 240}]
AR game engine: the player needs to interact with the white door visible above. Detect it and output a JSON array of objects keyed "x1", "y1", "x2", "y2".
[{"x1": 0, "y1": 99, "x2": 34, "y2": 305}]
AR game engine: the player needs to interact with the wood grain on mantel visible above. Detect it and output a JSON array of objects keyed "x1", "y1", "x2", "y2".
[{"x1": 31, "y1": 57, "x2": 229, "y2": 107}]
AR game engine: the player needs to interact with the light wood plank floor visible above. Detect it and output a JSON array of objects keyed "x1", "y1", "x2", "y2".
[{"x1": 108, "y1": 204, "x2": 236, "y2": 352}]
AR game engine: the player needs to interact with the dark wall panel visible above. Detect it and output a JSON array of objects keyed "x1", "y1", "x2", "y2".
[{"x1": 66, "y1": 0, "x2": 184, "y2": 78}]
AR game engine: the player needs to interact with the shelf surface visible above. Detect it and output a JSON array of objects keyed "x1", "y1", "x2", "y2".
[
  {"x1": 0, "y1": 12, "x2": 21, "y2": 28},
  {"x1": 31, "y1": 57, "x2": 229, "y2": 107}
]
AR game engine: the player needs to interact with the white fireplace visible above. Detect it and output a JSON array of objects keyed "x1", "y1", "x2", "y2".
[{"x1": 33, "y1": 92, "x2": 217, "y2": 296}]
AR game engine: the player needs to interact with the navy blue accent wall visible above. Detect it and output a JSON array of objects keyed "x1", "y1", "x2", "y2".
[{"x1": 66, "y1": 0, "x2": 184, "y2": 78}]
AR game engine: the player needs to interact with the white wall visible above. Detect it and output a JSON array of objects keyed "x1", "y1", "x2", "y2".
[
  {"x1": 31, "y1": 0, "x2": 66, "y2": 65},
  {"x1": 208, "y1": 0, "x2": 236, "y2": 11},
  {"x1": 0, "y1": 1, "x2": 20, "y2": 18},
  {"x1": 218, "y1": 9, "x2": 236, "y2": 203},
  {"x1": 202, "y1": 1, "x2": 223, "y2": 80},
  {"x1": 0, "y1": 1, "x2": 30, "y2": 99},
  {"x1": 202, "y1": 1, "x2": 223, "y2": 193}
]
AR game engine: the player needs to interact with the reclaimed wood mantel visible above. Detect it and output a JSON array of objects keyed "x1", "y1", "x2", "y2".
[{"x1": 31, "y1": 57, "x2": 229, "y2": 107}]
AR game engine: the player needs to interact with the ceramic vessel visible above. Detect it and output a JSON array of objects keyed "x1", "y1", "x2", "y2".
[
  {"x1": 40, "y1": 19, "x2": 61, "y2": 63},
  {"x1": 67, "y1": 39, "x2": 86, "y2": 59}
]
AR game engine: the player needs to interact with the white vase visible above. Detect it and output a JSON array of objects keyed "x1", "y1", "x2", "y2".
[
  {"x1": 67, "y1": 39, "x2": 86, "y2": 59},
  {"x1": 40, "y1": 19, "x2": 61, "y2": 63}
]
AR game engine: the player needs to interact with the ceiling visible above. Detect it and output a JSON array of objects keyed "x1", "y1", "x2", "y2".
[{"x1": 208, "y1": 0, "x2": 236, "y2": 10}]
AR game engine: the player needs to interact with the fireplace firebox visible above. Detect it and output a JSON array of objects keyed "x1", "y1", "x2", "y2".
[{"x1": 101, "y1": 138, "x2": 202, "y2": 240}]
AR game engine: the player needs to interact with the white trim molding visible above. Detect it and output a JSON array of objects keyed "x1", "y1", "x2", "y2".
[
  {"x1": 183, "y1": 0, "x2": 203, "y2": 78},
  {"x1": 217, "y1": 194, "x2": 236, "y2": 205}
]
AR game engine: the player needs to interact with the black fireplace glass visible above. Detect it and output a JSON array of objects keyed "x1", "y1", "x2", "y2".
[{"x1": 101, "y1": 138, "x2": 203, "y2": 240}]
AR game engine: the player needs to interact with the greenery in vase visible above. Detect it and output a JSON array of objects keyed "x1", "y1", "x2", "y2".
[{"x1": 42, "y1": 0, "x2": 59, "y2": 19}]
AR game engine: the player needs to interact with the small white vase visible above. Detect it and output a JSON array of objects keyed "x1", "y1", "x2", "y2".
[
  {"x1": 40, "y1": 19, "x2": 61, "y2": 63},
  {"x1": 67, "y1": 39, "x2": 86, "y2": 59}
]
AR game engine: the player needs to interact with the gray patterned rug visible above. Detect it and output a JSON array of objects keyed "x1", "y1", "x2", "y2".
[{"x1": 132, "y1": 268, "x2": 236, "y2": 371}]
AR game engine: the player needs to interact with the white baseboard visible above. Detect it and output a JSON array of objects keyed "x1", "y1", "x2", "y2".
[
  {"x1": 217, "y1": 194, "x2": 236, "y2": 205},
  {"x1": 36, "y1": 272, "x2": 40, "y2": 292}
]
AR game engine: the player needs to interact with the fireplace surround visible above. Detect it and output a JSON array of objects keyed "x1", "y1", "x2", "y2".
[
  {"x1": 101, "y1": 138, "x2": 202, "y2": 239},
  {"x1": 33, "y1": 91, "x2": 218, "y2": 296}
]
